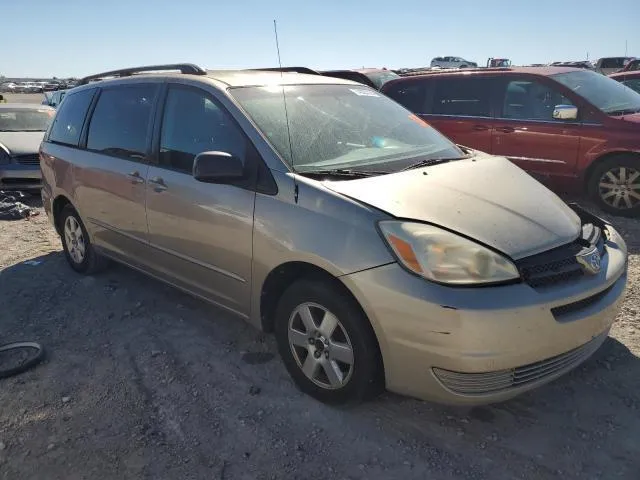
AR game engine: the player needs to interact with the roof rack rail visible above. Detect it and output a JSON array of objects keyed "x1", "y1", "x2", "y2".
[
  {"x1": 249, "y1": 67, "x2": 321, "y2": 75},
  {"x1": 78, "y1": 63, "x2": 206, "y2": 85}
]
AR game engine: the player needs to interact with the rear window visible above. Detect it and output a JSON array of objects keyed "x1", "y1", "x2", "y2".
[
  {"x1": 431, "y1": 77, "x2": 492, "y2": 117},
  {"x1": 48, "y1": 88, "x2": 95, "y2": 146},
  {"x1": 86, "y1": 85, "x2": 158, "y2": 161}
]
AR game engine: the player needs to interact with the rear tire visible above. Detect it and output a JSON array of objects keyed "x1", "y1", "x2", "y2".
[
  {"x1": 274, "y1": 278, "x2": 382, "y2": 405},
  {"x1": 59, "y1": 205, "x2": 109, "y2": 274},
  {"x1": 588, "y1": 155, "x2": 640, "y2": 217}
]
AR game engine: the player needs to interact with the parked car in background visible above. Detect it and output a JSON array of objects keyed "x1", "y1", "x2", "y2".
[
  {"x1": 250, "y1": 67, "x2": 399, "y2": 90},
  {"x1": 609, "y1": 70, "x2": 640, "y2": 94},
  {"x1": 618, "y1": 58, "x2": 640, "y2": 73},
  {"x1": 595, "y1": 57, "x2": 635, "y2": 75},
  {"x1": 382, "y1": 67, "x2": 640, "y2": 216},
  {"x1": 430, "y1": 56, "x2": 478, "y2": 68},
  {"x1": 550, "y1": 61, "x2": 594, "y2": 70},
  {"x1": 40, "y1": 64, "x2": 627, "y2": 406},
  {"x1": 0, "y1": 82, "x2": 18, "y2": 93},
  {"x1": 487, "y1": 58, "x2": 511, "y2": 67},
  {"x1": 321, "y1": 68, "x2": 400, "y2": 89},
  {"x1": 41, "y1": 89, "x2": 67, "y2": 108},
  {"x1": 0, "y1": 103, "x2": 54, "y2": 190}
]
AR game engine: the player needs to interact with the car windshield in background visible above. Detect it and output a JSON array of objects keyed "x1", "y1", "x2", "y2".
[
  {"x1": 553, "y1": 70, "x2": 640, "y2": 115},
  {"x1": 365, "y1": 71, "x2": 401, "y2": 89},
  {"x1": 230, "y1": 84, "x2": 462, "y2": 173},
  {"x1": 0, "y1": 108, "x2": 53, "y2": 131}
]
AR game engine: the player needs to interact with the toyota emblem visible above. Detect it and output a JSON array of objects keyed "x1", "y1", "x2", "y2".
[{"x1": 576, "y1": 248, "x2": 602, "y2": 275}]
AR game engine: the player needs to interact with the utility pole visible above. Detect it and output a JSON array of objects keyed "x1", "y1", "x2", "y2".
[{"x1": 625, "y1": 40, "x2": 628, "y2": 56}]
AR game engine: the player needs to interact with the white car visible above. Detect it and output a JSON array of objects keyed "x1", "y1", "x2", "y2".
[{"x1": 430, "y1": 56, "x2": 478, "y2": 69}]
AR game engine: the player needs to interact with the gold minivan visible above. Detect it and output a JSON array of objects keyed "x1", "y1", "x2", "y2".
[{"x1": 40, "y1": 64, "x2": 628, "y2": 405}]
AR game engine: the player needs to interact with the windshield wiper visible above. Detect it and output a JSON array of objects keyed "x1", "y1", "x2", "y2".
[
  {"x1": 400, "y1": 156, "x2": 469, "y2": 172},
  {"x1": 300, "y1": 168, "x2": 386, "y2": 178}
]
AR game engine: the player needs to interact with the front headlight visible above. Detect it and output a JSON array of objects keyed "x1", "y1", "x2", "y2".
[
  {"x1": 0, "y1": 144, "x2": 10, "y2": 165},
  {"x1": 378, "y1": 221, "x2": 520, "y2": 285}
]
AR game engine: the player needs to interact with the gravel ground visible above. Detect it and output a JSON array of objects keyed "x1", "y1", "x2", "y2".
[{"x1": 0, "y1": 95, "x2": 638, "y2": 480}]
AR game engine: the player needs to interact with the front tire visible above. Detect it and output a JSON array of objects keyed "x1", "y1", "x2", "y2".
[
  {"x1": 588, "y1": 155, "x2": 640, "y2": 217},
  {"x1": 274, "y1": 278, "x2": 382, "y2": 405},
  {"x1": 59, "y1": 205, "x2": 109, "y2": 274}
]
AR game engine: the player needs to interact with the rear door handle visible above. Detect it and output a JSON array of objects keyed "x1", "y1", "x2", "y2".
[
  {"x1": 148, "y1": 177, "x2": 167, "y2": 192},
  {"x1": 127, "y1": 171, "x2": 144, "y2": 184},
  {"x1": 496, "y1": 126, "x2": 515, "y2": 133},
  {"x1": 473, "y1": 124, "x2": 490, "y2": 131}
]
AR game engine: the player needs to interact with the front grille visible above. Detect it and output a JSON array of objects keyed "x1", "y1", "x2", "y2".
[
  {"x1": 516, "y1": 222, "x2": 606, "y2": 288},
  {"x1": 14, "y1": 154, "x2": 40, "y2": 165},
  {"x1": 433, "y1": 333, "x2": 605, "y2": 395},
  {"x1": 551, "y1": 284, "x2": 614, "y2": 319}
]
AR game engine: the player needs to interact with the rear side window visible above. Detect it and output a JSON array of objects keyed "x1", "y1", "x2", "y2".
[
  {"x1": 87, "y1": 85, "x2": 158, "y2": 161},
  {"x1": 384, "y1": 81, "x2": 430, "y2": 113},
  {"x1": 48, "y1": 88, "x2": 95, "y2": 146},
  {"x1": 431, "y1": 78, "x2": 492, "y2": 117}
]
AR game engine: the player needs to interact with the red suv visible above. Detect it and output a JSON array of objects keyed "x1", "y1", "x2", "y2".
[{"x1": 382, "y1": 67, "x2": 640, "y2": 216}]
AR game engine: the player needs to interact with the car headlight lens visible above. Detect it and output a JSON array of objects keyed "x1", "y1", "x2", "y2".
[
  {"x1": 378, "y1": 221, "x2": 520, "y2": 285},
  {"x1": 0, "y1": 145, "x2": 10, "y2": 165}
]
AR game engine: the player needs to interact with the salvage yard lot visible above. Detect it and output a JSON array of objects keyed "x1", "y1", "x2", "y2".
[{"x1": 0, "y1": 96, "x2": 639, "y2": 480}]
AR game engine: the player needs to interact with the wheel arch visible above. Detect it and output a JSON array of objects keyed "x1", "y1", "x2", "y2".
[
  {"x1": 259, "y1": 261, "x2": 386, "y2": 381},
  {"x1": 52, "y1": 194, "x2": 74, "y2": 235},
  {"x1": 584, "y1": 150, "x2": 640, "y2": 191}
]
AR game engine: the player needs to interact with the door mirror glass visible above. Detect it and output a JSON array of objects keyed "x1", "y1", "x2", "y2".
[
  {"x1": 193, "y1": 151, "x2": 244, "y2": 183},
  {"x1": 552, "y1": 104, "x2": 578, "y2": 120}
]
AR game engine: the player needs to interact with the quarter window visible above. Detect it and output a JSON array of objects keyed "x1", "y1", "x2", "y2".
[
  {"x1": 501, "y1": 80, "x2": 573, "y2": 121},
  {"x1": 87, "y1": 85, "x2": 158, "y2": 161},
  {"x1": 48, "y1": 88, "x2": 95, "y2": 146},
  {"x1": 431, "y1": 78, "x2": 492, "y2": 117},
  {"x1": 159, "y1": 86, "x2": 247, "y2": 174}
]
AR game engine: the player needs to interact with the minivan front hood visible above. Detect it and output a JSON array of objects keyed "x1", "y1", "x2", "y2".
[{"x1": 323, "y1": 154, "x2": 581, "y2": 260}]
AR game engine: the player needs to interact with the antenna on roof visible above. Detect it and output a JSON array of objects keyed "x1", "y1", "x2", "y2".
[{"x1": 273, "y1": 19, "x2": 298, "y2": 201}]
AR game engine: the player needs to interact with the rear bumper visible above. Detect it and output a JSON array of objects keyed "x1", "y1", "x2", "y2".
[
  {"x1": 341, "y1": 226, "x2": 627, "y2": 405},
  {"x1": 0, "y1": 164, "x2": 42, "y2": 190}
]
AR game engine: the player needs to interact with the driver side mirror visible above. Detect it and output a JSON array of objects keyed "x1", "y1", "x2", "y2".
[
  {"x1": 193, "y1": 151, "x2": 244, "y2": 183},
  {"x1": 553, "y1": 104, "x2": 578, "y2": 120}
]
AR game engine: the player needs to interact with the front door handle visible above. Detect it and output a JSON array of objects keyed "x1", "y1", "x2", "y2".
[
  {"x1": 473, "y1": 124, "x2": 489, "y2": 131},
  {"x1": 148, "y1": 177, "x2": 167, "y2": 192},
  {"x1": 496, "y1": 126, "x2": 515, "y2": 133},
  {"x1": 127, "y1": 171, "x2": 144, "y2": 184}
]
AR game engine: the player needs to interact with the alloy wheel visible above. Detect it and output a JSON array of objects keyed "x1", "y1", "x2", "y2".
[
  {"x1": 288, "y1": 302, "x2": 354, "y2": 390},
  {"x1": 64, "y1": 216, "x2": 86, "y2": 264},
  {"x1": 598, "y1": 166, "x2": 640, "y2": 210}
]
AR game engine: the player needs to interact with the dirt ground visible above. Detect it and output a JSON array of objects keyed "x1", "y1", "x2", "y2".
[{"x1": 0, "y1": 96, "x2": 639, "y2": 480}]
